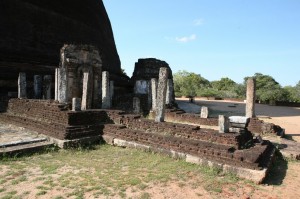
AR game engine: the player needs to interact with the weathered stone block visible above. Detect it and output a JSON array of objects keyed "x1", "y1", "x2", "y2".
[{"x1": 155, "y1": 67, "x2": 169, "y2": 122}]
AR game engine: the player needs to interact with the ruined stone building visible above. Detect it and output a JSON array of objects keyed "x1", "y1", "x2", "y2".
[{"x1": 0, "y1": 0, "x2": 278, "y2": 184}]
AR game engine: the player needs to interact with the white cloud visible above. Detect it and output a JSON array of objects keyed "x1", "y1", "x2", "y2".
[
  {"x1": 175, "y1": 34, "x2": 197, "y2": 43},
  {"x1": 193, "y1": 18, "x2": 204, "y2": 26}
]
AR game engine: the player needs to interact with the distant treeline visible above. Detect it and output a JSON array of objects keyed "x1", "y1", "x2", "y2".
[{"x1": 174, "y1": 70, "x2": 300, "y2": 104}]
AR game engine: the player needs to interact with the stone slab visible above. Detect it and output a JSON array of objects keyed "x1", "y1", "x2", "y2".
[{"x1": 229, "y1": 116, "x2": 250, "y2": 124}]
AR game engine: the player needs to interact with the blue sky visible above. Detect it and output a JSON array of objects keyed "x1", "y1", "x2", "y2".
[{"x1": 103, "y1": 0, "x2": 300, "y2": 86}]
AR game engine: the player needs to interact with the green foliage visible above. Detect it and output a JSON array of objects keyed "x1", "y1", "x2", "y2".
[
  {"x1": 174, "y1": 70, "x2": 210, "y2": 97},
  {"x1": 245, "y1": 73, "x2": 286, "y2": 104},
  {"x1": 282, "y1": 81, "x2": 300, "y2": 102},
  {"x1": 211, "y1": 77, "x2": 236, "y2": 91},
  {"x1": 174, "y1": 70, "x2": 300, "y2": 102}
]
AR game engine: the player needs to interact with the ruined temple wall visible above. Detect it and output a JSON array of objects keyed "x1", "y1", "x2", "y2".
[
  {"x1": 104, "y1": 111, "x2": 251, "y2": 149},
  {"x1": 103, "y1": 123, "x2": 273, "y2": 171},
  {"x1": 0, "y1": 99, "x2": 110, "y2": 139}
]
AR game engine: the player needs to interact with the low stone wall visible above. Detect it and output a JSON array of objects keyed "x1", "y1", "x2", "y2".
[
  {"x1": 164, "y1": 109, "x2": 218, "y2": 126},
  {"x1": 0, "y1": 99, "x2": 110, "y2": 140},
  {"x1": 248, "y1": 118, "x2": 284, "y2": 136},
  {"x1": 108, "y1": 114, "x2": 250, "y2": 149},
  {"x1": 102, "y1": 123, "x2": 274, "y2": 171}
]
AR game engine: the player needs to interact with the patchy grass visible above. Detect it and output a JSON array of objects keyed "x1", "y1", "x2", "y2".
[{"x1": 0, "y1": 144, "x2": 253, "y2": 198}]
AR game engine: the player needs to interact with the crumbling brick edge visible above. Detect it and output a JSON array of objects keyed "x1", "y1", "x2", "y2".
[{"x1": 103, "y1": 134, "x2": 276, "y2": 184}]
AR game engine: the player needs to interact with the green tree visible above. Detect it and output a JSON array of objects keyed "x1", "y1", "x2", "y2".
[
  {"x1": 173, "y1": 70, "x2": 210, "y2": 97},
  {"x1": 245, "y1": 73, "x2": 286, "y2": 104},
  {"x1": 211, "y1": 77, "x2": 236, "y2": 91},
  {"x1": 283, "y1": 81, "x2": 300, "y2": 102}
]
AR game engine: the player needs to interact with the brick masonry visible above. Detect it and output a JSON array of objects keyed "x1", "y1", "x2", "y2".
[{"x1": 0, "y1": 99, "x2": 275, "y2": 182}]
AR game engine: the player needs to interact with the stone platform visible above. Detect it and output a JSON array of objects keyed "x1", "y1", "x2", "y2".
[
  {"x1": 0, "y1": 121, "x2": 53, "y2": 156},
  {"x1": 0, "y1": 99, "x2": 276, "y2": 183}
]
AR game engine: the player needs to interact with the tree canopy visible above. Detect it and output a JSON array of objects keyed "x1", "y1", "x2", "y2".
[{"x1": 173, "y1": 70, "x2": 300, "y2": 103}]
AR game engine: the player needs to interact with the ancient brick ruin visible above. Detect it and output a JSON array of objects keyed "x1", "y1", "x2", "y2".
[{"x1": 0, "y1": 1, "x2": 279, "y2": 184}]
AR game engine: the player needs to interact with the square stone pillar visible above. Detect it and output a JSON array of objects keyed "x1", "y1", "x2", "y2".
[
  {"x1": 102, "y1": 71, "x2": 111, "y2": 109},
  {"x1": 72, "y1": 98, "x2": 81, "y2": 111},
  {"x1": 43, "y1": 75, "x2": 52, "y2": 99},
  {"x1": 110, "y1": 80, "x2": 114, "y2": 102},
  {"x1": 92, "y1": 74, "x2": 102, "y2": 109},
  {"x1": 57, "y1": 68, "x2": 68, "y2": 103},
  {"x1": 34, "y1": 75, "x2": 42, "y2": 99},
  {"x1": 18, "y1": 72, "x2": 27, "y2": 99},
  {"x1": 133, "y1": 97, "x2": 141, "y2": 114},
  {"x1": 219, "y1": 115, "x2": 229, "y2": 133},
  {"x1": 246, "y1": 78, "x2": 256, "y2": 118},
  {"x1": 55, "y1": 68, "x2": 59, "y2": 101},
  {"x1": 155, "y1": 67, "x2": 169, "y2": 122},
  {"x1": 200, "y1": 106, "x2": 209, "y2": 118},
  {"x1": 81, "y1": 71, "x2": 92, "y2": 110},
  {"x1": 151, "y1": 78, "x2": 158, "y2": 111},
  {"x1": 166, "y1": 79, "x2": 174, "y2": 105}
]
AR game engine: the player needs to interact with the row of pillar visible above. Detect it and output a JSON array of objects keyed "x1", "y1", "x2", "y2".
[
  {"x1": 18, "y1": 73, "x2": 52, "y2": 99},
  {"x1": 18, "y1": 69, "x2": 114, "y2": 111}
]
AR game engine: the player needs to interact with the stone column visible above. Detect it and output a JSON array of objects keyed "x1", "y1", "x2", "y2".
[
  {"x1": 72, "y1": 98, "x2": 81, "y2": 111},
  {"x1": 81, "y1": 71, "x2": 92, "y2": 110},
  {"x1": 219, "y1": 115, "x2": 229, "y2": 133},
  {"x1": 133, "y1": 97, "x2": 141, "y2": 114},
  {"x1": 166, "y1": 79, "x2": 174, "y2": 105},
  {"x1": 34, "y1": 75, "x2": 42, "y2": 99},
  {"x1": 43, "y1": 75, "x2": 52, "y2": 99},
  {"x1": 200, "y1": 106, "x2": 209, "y2": 118},
  {"x1": 18, "y1": 72, "x2": 27, "y2": 99},
  {"x1": 93, "y1": 74, "x2": 101, "y2": 108},
  {"x1": 102, "y1": 71, "x2": 111, "y2": 109},
  {"x1": 147, "y1": 80, "x2": 152, "y2": 110},
  {"x1": 110, "y1": 80, "x2": 114, "y2": 102},
  {"x1": 55, "y1": 68, "x2": 59, "y2": 101},
  {"x1": 57, "y1": 68, "x2": 68, "y2": 103},
  {"x1": 151, "y1": 78, "x2": 158, "y2": 111},
  {"x1": 155, "y1": 67, "x2": 169, "y2": 122},
  {"x1": 246, "y1": 78, "x2": 256, "y2": 118}
]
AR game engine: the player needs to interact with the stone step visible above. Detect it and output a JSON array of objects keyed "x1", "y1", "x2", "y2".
[
  {"x1": 0, "y1": 141, "x2": 54, "y2": 156},
  {"x1": 0, "y1": 137, "x2": 48, "y2": 148}
]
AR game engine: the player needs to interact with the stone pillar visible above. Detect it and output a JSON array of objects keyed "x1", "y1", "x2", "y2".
[
  {"x1": 92, "y1": 74, "x2": 100, "y2": 108},
  {"x1": 110, "y1": 80, "x2": 114, "y2": 102},
  {"x1": 81, "y1": 71, "x2": 92, "y2": 110},
  {"x1": 200, "y1": 106, "x2": 209, "y2": 118},
  {"x1": 155, "y1": 67, "x2": 169, "y2": 122},
  {"x1": 246, "y1": 78, "x2": 256, "y2": 118},
  {"x1": 18, "y1": 72, "x2": 27, "y2": 99},
  {"x1": 219, "y1": 115, "x2": 229, "y2": 133},
  {"x1": 33, "y1": 75, "x2": 42, "y2": 99},
  {"x1": 133, "y1": 97, "x2": 141, "y2": 114},
  {"x1": 102, "y1": 71, "x2": 111, "y2": 109},
  {"x1": 147, "y1": 80, "x2": 152, "y2": 110},
  {"x1": 166, "y1": 79, "x2": 174, "y2": 105},
  {"x1": 151, "y1": 78, "x2": 158, "y2": 111},
  {"x1": 57, "y1": 68, "x2": 68, "y2": 103},
  {"x1": 43, "y1": 75, "x2": 52, "y2": 99},
  {"x1": 72, "y1": 98, "x2": 81, "y2": 111},
  {"x1": 55, "y1": 68, "x2": 59, "y2": 101}
]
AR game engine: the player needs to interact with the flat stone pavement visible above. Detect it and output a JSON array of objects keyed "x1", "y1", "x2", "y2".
[
  {"x1": 176, "y1": 100, "x2": 201, "y2": 114},
  {"x1": 0, "y1": 121, "x2": 47, "y2": 148}
]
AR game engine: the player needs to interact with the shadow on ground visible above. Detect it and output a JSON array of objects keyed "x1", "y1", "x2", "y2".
[{"x1": 263, "y1": 151, "x2": 288, "y2": 185}]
